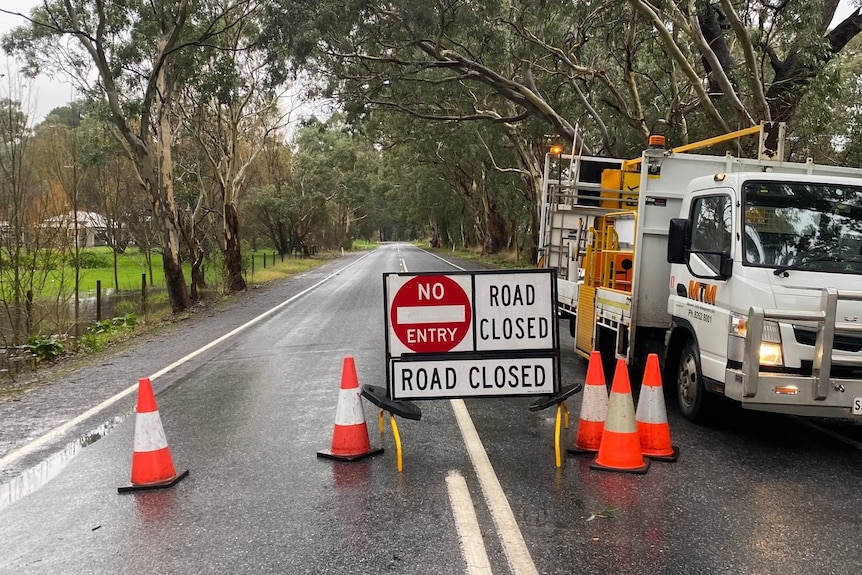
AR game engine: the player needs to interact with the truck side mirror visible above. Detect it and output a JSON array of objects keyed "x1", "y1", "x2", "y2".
[
  {"x1": 667, "y1": 218, "x2": 690, "y2": 263},
  {"x1": 719, "y1": 252, "x2": 733, "y2": 279}
]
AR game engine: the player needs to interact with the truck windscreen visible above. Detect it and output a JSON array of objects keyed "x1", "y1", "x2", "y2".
[{"x1": 743, "y1": 180, "x2": 862, "y2": 273}]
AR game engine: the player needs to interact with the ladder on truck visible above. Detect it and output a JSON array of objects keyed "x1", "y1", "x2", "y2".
[{"x1": 574, "y1": 211, "x2": 637, "y2": 357}]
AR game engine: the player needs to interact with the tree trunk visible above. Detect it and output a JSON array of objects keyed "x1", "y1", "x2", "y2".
[
  {"x1": 224, "y1": 203, "x2": 247, "y2": 293},
  {"x1": 470, "y1": 165, "x2": 506, "y2": 255},
  {"x1": 154, "y1": 190, "x2": 191, "y2": 313},
  {"x1": 482, "y1": 184, "x2": 508, "y2": 255},
  {"x1": 510, "y1": 135, "x2": 544, "y2": 263},
  {"x1": 276, "y1": 222, "x2": 289, "y2": 255},
  {"x1": 429, "y1": 219, "x2": 442, "y2": 248},
  {"x1": 189, "y1": 239, "x2": 206, "y2": 301},
  {"x1": 113, "y1": 249, "x2": 119, "y2": 292},
  {"x1": 154, "y1": 67, "x2": 191, "y2": 314}
]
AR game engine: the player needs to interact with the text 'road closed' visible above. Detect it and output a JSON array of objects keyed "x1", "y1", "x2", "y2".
[
  {"x1": 391, "y1": 357, "x2": 556, "y2": 399},
  {"x1": 473, "y1": 274, "x2": 555, "y2": 352}
]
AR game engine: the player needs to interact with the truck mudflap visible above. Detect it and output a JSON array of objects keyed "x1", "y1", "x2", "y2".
[{"x1": 736, "y1": 288, "x2": 862, "y2": 417}]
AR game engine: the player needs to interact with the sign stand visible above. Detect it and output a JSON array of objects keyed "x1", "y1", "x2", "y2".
[
  {"x1": 528, "y1": 383, "x2": 584, "y2": 467},
  {"x1": 360, "y1": 384, "x2": 421, "y2": 473}
]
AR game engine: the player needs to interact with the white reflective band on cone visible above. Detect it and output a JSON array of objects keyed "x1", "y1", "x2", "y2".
[
  {"x1": 636, "y1": 386, "x2": 668, "y2": 424},
  {"x1": 335, "y1": 388, "x2": 365, "y2": 426},
  {"x1": 604, "y1": 391, "x2": 638, "y2": 433},
  {"x1": 133, "y1": 411, "x2": 169, "y2": 452},
  {"x1": 580, "y1": 385, "x2": 608, "y2": 422}
]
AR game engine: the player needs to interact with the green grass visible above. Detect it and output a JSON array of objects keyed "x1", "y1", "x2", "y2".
[
  {"x1": 30, "y1": 246, "x2": 330, "y2": 299},
  {"x1": 351, "y1": 239, "x2": 376, "y2": 251},
  {"x1": 16, "y1": 242, "x2": 529, "y2": 303},
  {"x1": 46, "y1": 247, "x2": 159, "y2": 295},
  {"x1": 428, "y1": 244, "x2": 532, "y2": 269},
  {"x1": 243, "y1": 251, "x2": 333, "y2": 284}
]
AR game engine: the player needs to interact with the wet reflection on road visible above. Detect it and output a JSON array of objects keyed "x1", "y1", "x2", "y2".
[{"x1": 0, "y1": 416, "x2": 124, "y2": 509}]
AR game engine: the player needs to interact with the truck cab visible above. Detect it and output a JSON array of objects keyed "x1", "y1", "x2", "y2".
[{"x1": 667, "y1": 173, "x2": 862, "y2": 420}]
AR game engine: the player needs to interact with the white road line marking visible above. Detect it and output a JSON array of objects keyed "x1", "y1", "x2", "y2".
[
  {"x1": 451, "y1": 399, "x2": 538, "y2": 575},
  {"x1": 0, "y1": 252, "x2": 375, "y2": 471},
  {"x1": 420, "y1": 247, "x2": 467, "y2": 271},
  {"x1": 402, "y1": 246, "x2": 534, "y2": 573},
  {"x1": 447, "y1": 470, "x2": 494, "y2": 575}
]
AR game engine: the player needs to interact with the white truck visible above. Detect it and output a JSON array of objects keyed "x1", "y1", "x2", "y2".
[{"x1": 538, "y1": 123, "x2": 862, "y2": 421}]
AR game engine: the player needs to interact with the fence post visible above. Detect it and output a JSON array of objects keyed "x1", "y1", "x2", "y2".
[
  {"x1": 141, "y1": 273, "x2": 147, "y2": 321},
  {"x1": 25, "y1": 290, "x2": 33, "y2": 337},
  {"x1": 263, "y1": 252, "x2": 267, "y2": 269},
  {"x1": 96, "y1": 280, "x2": 102, "y2": 322}
]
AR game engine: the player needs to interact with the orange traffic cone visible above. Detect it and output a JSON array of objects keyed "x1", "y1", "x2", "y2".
[
  {"x1": 118, "y1": 378, "x2": 188, "y2": 493},
  {"x1": 590, "y1": 360, "x2": 649, "y2": 474},
  {"x1": 317, "y1": 356, "x2": 384, "y2": 462},
  {"x1": 567, "y1": 351, "x2": 608, "y2": 455},
  {"x1": 636, "y1": 354, "x2": 679, "y2": 462}
]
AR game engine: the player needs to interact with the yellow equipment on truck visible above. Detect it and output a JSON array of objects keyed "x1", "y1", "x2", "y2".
[{"x1": 538, "y1": 123, "x2": 862, "y2": 421}]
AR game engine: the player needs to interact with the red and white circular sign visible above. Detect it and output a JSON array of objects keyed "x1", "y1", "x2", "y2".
[{"x1": 390, "y1": 275, "x2": 472, "y2": 353}]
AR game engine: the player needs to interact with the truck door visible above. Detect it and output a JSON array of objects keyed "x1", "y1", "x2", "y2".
[{"x1": 677, "y1": 193, "x2": 733, "y2": 384}]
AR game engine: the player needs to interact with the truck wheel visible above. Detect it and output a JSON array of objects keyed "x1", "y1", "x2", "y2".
[{"x1": 676, "y1": 339, "x2": 711, "y2": 422}]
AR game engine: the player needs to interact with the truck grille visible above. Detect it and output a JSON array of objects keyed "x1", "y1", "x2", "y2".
[{"x1": 793, "y1": 326, "x2": 862, "y2": 353}]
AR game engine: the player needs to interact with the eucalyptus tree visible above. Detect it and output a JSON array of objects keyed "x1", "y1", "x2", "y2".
[
  {"x1": 172, "y1": 131, "x2": 217, "y2": 299},
  {"x1": 248, "y1": 136, "x2": 295, "y2": 255},
  {"x1": 2, "y1": 0, "x2": 262, "y2": 313},
  {"x1": 248, "y1": 128, "x2": 331, "y2": 257},
  {"x1": 268, "y1": 1, "x2": 862, "y2": 145},
  {"x1": 248, "y1": 181, "x2": 327, "y2": 256},
  {"x1": 291, "y1": 117, "x2": 377, "y2": 249},
  {"x1": 367, "y1": 108, "x2": 528, "y2": 254},
  {"x1": 0, "y1": 92, "x2": 38, "y2": 345},
  {"x1": 177, "y1": 9, "x2": 291, "y2": 295},
  {"x1": 34, "y1": 101, "x2": 89, "y2": 339},
  {"x1": 68, "y1": 108, "x2": 140, "y2": 265}
]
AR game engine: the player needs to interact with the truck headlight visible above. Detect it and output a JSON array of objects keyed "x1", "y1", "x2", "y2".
[
  {"x1": 758, "y1": 342, "x2": 783, "y2": 366},
  {"x1": 730, "y1": 313, "x2": 783, "y2": 366}
]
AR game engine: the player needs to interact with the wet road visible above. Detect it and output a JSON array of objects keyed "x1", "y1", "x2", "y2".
[{"x1": 1, "y1": 243, "x2": 861, "y2": 574}]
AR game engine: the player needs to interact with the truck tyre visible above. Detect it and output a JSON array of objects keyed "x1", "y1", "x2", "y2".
[{"x1": 676, "y1": 339, "x2": 712, "y2": 422}]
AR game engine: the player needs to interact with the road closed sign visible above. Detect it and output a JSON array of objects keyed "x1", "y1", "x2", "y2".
[
  {"x1": 384, "y1": 269, "x2": 560, "y2": 399},
  {"x1": 391, "y1": 357, "x2": 555, "y2": 400},
  {"x1": 474, "y1": 272, "x2": 554, "y2": 352}
]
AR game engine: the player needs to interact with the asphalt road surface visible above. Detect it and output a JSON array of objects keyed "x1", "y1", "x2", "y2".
[{"x1": 1, "y1": 243, "x2": 861, "y2": 574}]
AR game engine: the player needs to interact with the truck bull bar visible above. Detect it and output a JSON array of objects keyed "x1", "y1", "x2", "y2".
[{"x1": 743, "y1": 288, "x2": 862, "y2": 399}]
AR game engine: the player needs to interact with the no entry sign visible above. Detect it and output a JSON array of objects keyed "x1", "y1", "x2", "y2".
[{"x1": 389, "y1": 275, "x2": 473, "y2": 354}]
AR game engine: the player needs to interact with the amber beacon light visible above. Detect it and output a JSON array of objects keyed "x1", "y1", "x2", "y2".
[{"x1": 648, "y1": 134, "x2": 666, "y2": 148}]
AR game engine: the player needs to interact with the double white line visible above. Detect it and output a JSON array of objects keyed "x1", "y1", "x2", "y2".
[{"x1": 407, "y1": 246, "x2": 538, "y2": 575}]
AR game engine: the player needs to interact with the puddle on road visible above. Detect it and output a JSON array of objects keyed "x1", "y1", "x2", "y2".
[{"x1": 0, "y1": 415, "x2": 126, "y2": 510}]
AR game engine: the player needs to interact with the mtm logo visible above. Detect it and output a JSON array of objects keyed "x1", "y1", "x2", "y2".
[{"x1": 688, "y1": 281, "x2": 717, "y2": 305}]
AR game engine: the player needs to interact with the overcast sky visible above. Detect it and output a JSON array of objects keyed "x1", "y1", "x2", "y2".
[
  {"x1": 1, "y1": 1, "x2": 73, "y2": 122},
  {"x1": 1, "y1": 1, "x2": 860, "y2": 124}
]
